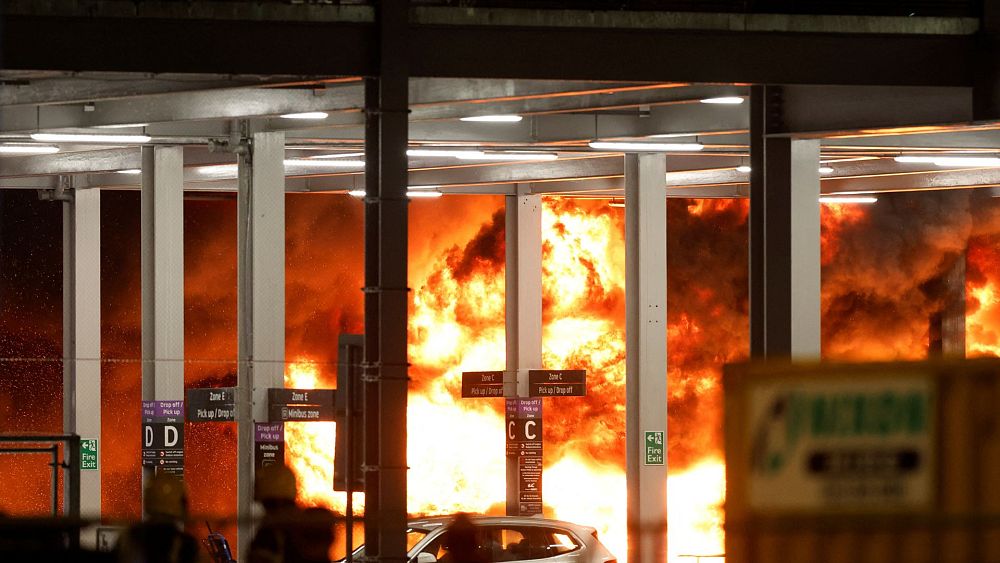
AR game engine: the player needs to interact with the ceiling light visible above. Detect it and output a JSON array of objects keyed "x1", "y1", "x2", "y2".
[
  {"x1": 30, "y1": 133, "x2": 151, "y2": 143},
  {"x1": 408, "y1": 149, "x2": 485, "y2": 158},
  {"x1": 459, "y1": 115, "x2": 523, "y2": 123},
  {"x1": 819, "y1": 196, "x2": 877, "y2": 204},
  {"x1": 700, "y1": 97, "x2": 744, "y2": 105},
  {"x1": 648, "y1": 133, "x2": 698, "y2": 139},
  {"x1": 588, "y1": 141, "x2": 704, "y2": 152},
  {"x1": 736, "y1": 165, "x2": 752, "y2": 173},
  {"x1": 116, "y1": 169, "x2": 142, "y2": 175},
  {"x1": 280, "y1": 112, "x2": 329, "y2": 120},
  {"x1": 455, "y1": 152, "x2": 558, "y2": 161},
  {"x1": 283, "y1": 159, "x2": 365, "y2": 168},
  {"x1": 407, "y1": 191, "x2": 443, "y2": 198},
  {"x1": 348, "y1": 190, "x2": 366, "y2": 197},
  {"x1": 311, "y1": 152, "x2": 365, "y2": 159},
  {"x1": 818, "y1": 166, "x2": 834, "y2": 174},
  {"x1": 95, "y1": 123, "x2": 149, "y2": 129},
  {"x1": 895, "y1": 155, "x2": 1000, "y2": 167},
  {"x1": 408, "y1": 185, "x2": 441, "y2": 190},
  {"x1": 0, "y1": 144, "x2": 60, "y2": 155},
  {"x1": 608, "y1": 200, "x2": 625, "y2": 208}
]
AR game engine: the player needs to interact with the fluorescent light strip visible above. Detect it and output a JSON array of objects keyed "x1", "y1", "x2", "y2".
[
  {"x1": 407, "y1": 191, "x2": 443, "y2": 198},
  {"x1": 283, "y1": 159, "x2": 365, "y2": 168},
  {"x1": 407, "y1": 149, "x2": 485, "y2": 158},
  {"x1": 348, "y1": 190, "x2": 366, "y2": 197},
  {"x1": 280, "y1": 112, "x2": 329, "y2": 120},
  {"x1": 310, "y1": 152, "x2": 365, "y2": 159},
  {"x1": 408, "y1": 185, "x2": 441, "y2": 190},
  {"x1": 116, "y1": 169, "x2": 142, "y2": 175},
  {"x1": 700, "y1": 96, "x2": 745, "y2": 105},
  {"x1": 819, "y1": 196, "x2": 877, "y2": 204},
  {"x1": 95, "y1": 123, "x2": 149, "y2": 129},
  {"x1": 818, "y1": 166, "x2": 834, "y2": 174},
  {"x1": 588, "y1": 141, "x2": 704, "y2": 152},
  {"x1": 0, "y1": 144, "x2": 60, "y2": 155},
  {"x1": 455, "y1": 152, "x2": 558, "y2": 161},
  {"x1": 736, "y1": 165, "x2": 752, "y2": 173},
  {"x1": 31, "y1": 133, "x2": 151, "y2": 144},
  {"x1": 460, "y1": 114, "x2": 523, "y2": 123},
  {"x1": 895, "y1": 155, "x2": 1000, "y2": 167}
]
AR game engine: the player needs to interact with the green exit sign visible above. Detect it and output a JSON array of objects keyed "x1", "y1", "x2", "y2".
[
  {"x1": 644, "y1": 431, "x2": 664, "y2": 465},
  {"x1": 81, "y1": 439, "x2": 98, "y2": 471}
]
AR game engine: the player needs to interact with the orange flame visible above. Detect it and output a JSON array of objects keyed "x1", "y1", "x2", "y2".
[{"x1": 283, "y1": 197, "x2": 728, "y2": 562}]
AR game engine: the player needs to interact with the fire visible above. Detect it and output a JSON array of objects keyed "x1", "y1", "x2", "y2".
[
  {"x1": 282, "y1": 196, "x2": 729, "y2": 562},
  {"x1": 967, "y1": 237, "x2": 1000, "y2": 358}
]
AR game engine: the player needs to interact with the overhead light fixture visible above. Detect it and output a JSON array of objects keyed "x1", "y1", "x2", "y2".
[
  {"x1": 348, "y1": 190, "x2": 366, "y2": 197},
  {"x1": 455, "y1": 152, "x2": 558, "y2": 161},
  {"x1": 407, "y1": 190, "x2": 443, "y2": 198},
  {"x1": 819, "y1": 196, "x2": 877, "y2": 204},
  {"x1": 116, "y1": 169, "x2": 142, "y2": 175},
  {"x1": 408, "y1": 149, "x2": 485, "y2": 158},
  {"x1": 280, "y1": 112, "x2": 329, "y2": 120},
  {"x1": 588, "y1": 141, "x2": 704, "y2": 152},
  {"x1": 283, "y1": 159, "x2": 365, "y2": 168},
  {"x1": 30, "y1": 133, "x2": 152, "y2": 144},
  {"x1": 0, "y1": 144, "x2": 60, "y2": 155},
  {"x1": 95, "y1": 123, "x2": 149, "y2": 129},
  {"x1": 736, "y1": 165, "x2": 752, "y2": 173},
  {"x1": 700, "y1": 97, "x2": 744, "y2": 105},
  {"x1": 608, "y1": 199, "x2": 625, "y2": 208},
  {"x1": 311, "y1": 152, "x2": 365, "y2": 159},
  {"x1": 818, "y1": 166, "x2": 834, "y2": 174},
  {"x1": 895, "y1": 155, "x2": 1000, "y2": 167},
  {"x1": 408, "y1": 185, "x2": 441, "y2": 190},
  {"x1": 648, "y1": 132, "x2": 698, "y2": 139},
  {"x1": 460, "y1": 115, "x2": 523, "y2": 123}
]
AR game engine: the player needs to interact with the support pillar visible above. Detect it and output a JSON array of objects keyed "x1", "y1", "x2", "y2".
[
  {"x1": 749, "y1": 86, "x2": 822, "y2": 359},
  {"x1": 63, "y1": 181, "x2": 101, "y2": 525},
  {"x1": 504, "y1": 184, "x2": 542, "y2": 514},
  {"x1": 141, "y1": 146, "x2": 185, "y2": 406},
  {"x1": 929, "y1": 255, "x2": 966, "y2": 357},
  {"x1": 625, "y1": 153, "x2": 668, "y2": 563},
  {"x1": 236, "y1": 131, "x2": 286, "y2": 557}
]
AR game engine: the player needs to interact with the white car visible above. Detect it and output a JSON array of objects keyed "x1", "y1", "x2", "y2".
[{"x1": 346, "y1": 516, "x2": 617, "y2": 563}]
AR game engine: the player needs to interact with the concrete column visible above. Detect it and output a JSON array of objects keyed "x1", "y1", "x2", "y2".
[
  {"x1": 504, "y1": 184, "x2": 543, "y2": 514},
  {"x1": 236, "y1": 131, "x2": 286, "y2": 556},
  {"x1": 749, "y1": 86, "x2": 822, "y2": 359},
  {"x1": 624, "y1": 153, "x2": 668, "y2": 563},
  {"x1": 63, "y1": 182, "x2": 101, "y2": 523},
  {"x1": 141, "y1": 146, "x2": 185, "y2": 403}
]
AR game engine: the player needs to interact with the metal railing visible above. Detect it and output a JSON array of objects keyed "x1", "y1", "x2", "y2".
[{"x1": 0, "y1": 435, "x2": 81, "y2": 520}]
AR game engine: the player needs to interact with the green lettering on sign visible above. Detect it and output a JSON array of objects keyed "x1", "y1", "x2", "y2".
[
  {"x1": 81, "y1": 439, "x2": 98, "y2": 471},
  {"x1": 645, "y1": 431, "x2": 664, "y2": 465}
]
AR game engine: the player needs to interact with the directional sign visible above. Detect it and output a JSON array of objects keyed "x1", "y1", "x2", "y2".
[
  {"x1": 255, "y1": 422, "x2": 285, "y2": 469},
  {"x1": 187, "y1": 387, "x2": 236, "y2": 422},
  {"x1": 267, "y1": 388, "x2": 336, "y2": 422},
  {"x1": 528, "y1": 369, "x2": 586, "y2": 397},
  {"x1": 462, "y1": 371, "x2": 506, "y2": 398},
  {"x1": 506, "y1": 398, "x2": 543, "y2": 516},
  {"x1": 81, "y1": 439, "x2": 98, "y2": 471},
  {"x1": 645, "y1": 431, "x2": 664, "y2": 465},
  {"x1": 141, "y1": 400, "x2": 185, "y2": 477}
]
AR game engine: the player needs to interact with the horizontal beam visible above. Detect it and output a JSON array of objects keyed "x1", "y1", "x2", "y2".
[{"x1": 0, "y1": 11, "x2": 979, "y2": 86}]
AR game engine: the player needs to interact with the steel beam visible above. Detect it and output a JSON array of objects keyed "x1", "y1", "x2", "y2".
[
  {"x1": 63, "y1": 180, "x2": 101, "y2": 526},
  {"x1": 624, "y1": 153, "x2": 668, "y2": 563},
  {"x1": 236, "y1": 130, "x2": 286, "y2": 557},
  {"x1": 749, "y1": 86, "x2": 821, "y2": 359}
]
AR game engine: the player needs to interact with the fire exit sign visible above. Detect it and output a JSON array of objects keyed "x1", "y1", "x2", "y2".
[
  {"x1": 644, "y1": 431, "x2": 664, "y2": 465},
  {"x1": 81, "y1": 439, "x2": 98, "y2": 471}
]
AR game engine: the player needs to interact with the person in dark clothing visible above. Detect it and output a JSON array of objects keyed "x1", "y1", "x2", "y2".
[
  {"x1": 439, "y1": 513, "x2": 485, "y2": 563},
  {"x1": 248, "y1": 464, "x2": 336, "y2": 563},
  {"x1": 118, "y1": 472, "x2": 203, "y2": 563}
]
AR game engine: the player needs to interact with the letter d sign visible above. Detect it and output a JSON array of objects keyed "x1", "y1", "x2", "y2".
[
  {"x1": 164, "y1": 425, "x2": 179, "y2": 447},
  {"x1": 144, "y1": 425, "x2": 153, "y2": 448}
]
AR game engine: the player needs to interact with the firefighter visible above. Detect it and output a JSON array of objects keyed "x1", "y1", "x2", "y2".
[
  {"x1": 248, "y1": 463, "x2": 334, "y2": 563},
  {"x1": 118, "y1": 472, "x2": 203, "y2": 563}
]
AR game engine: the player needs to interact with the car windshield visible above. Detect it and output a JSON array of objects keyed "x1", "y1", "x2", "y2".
[{"x1": 343, "y1": 527, "x2": 431, "y2": 561}]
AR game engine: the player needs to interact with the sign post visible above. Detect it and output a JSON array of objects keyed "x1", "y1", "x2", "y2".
[{"x1": 461, "y1": 368, "x2": 586, "y2": 516}]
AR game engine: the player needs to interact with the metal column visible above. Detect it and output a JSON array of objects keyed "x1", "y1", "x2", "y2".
[
  {"x1": 236, "y1": 131, "x2": 286, "y2": 557},
  {"x1": 624, "y1": 153, "x2": 668, "y2": 563},
  {"x1": 749, "y1": 86, "x2": 822, "y2": 359},
  {"x1": 141, "y1": 146, "x2": 185, "y2": 404},
  {"x1": 364, "y1": 1, "x2": 410, "y2": 561},
  {"x1": 504, "y1": 184, "x2": 543, "y2": 513},
  {"x1": 63, "y1": 182, "x2": 101, "y2": 523}
]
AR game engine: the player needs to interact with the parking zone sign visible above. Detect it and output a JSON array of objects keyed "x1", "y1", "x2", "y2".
[
  {"x1": 645, "y1": 431, "x2": 664, "y2": 465},
  {"x1": 81, "y1": 439, "x2": 98, "y2": 471}
]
